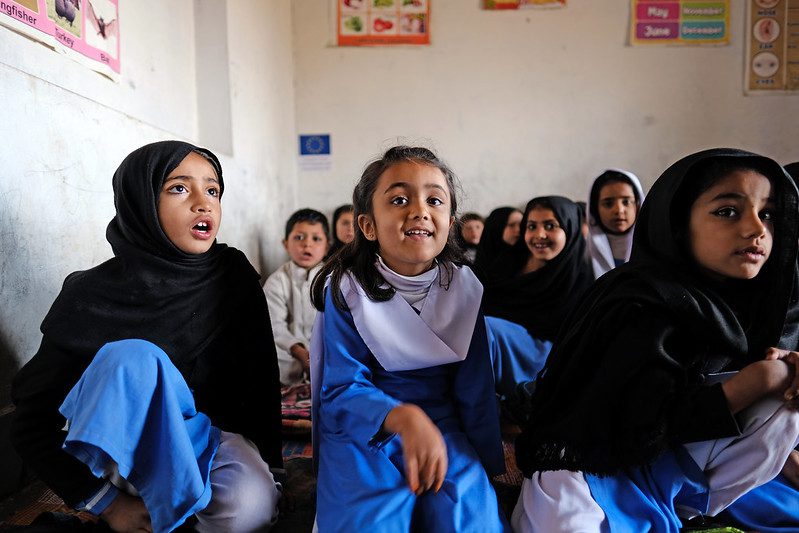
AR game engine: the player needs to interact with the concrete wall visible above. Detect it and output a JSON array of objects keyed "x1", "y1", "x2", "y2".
[
  {"x1": 0, "y1": 0, "x2": 297, "y2": 407},
  {"x1": 292, "y1": 0, "x2": 799, "y2": 215}
]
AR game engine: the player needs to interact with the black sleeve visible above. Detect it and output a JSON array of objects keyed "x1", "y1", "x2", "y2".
[
  {"x1": 10, "y1": 338, "x2": 103, "y2": 508},
  {"x1": 611, "y1": 309, "x2": 740, "y2": 452}
]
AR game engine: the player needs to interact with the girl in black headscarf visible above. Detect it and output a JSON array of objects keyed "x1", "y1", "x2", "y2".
[
  {"x1": 473, "y1": 206, "x2": 523, "y2": 280},
  {"x1": 511, "y1": 149, "x2": 799, "y2": 533},
  {"x1": 481, "y1": 197, "x2": 593, "y2": 398},
  {"x1": 11, "y1": 141, "x2": 283, "y2": 533},
  {"x1": 326, "y1": 204, "x2": 354, "y2": 259}
]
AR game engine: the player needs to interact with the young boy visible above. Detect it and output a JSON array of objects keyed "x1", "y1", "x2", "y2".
[{"x1": 265, "y1": 208, "x2": 329, "y2": 385}]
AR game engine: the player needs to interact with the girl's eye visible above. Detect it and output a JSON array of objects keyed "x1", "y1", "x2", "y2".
[
  {"x1": 294, "y1": 235, "x2": 304, "y2": 241},
  {"x1": 621, "y1": 199, "x2": 631, "y2": 206},
  {"x1": 427, "y1": 197, "x2": 443, "y2": 206},
  {"x1": 207, "y1": 187, "x2": 220, "y2": 197},
  {"x1": 527, "y1": 223, "x2": 536, "y2": 231},
  {"x1": 601, "y1": 200, "x2": 613, "y2": 208},
  {"x1": 390, "y1": 197, "x2": 408, "y2": 206},
  {"x1": 543, "y1": 222, "x2": 556, "y2": 231},
  {"x1": 167, "y1": 184, "x2": 187, "y2": 194},
  {"x1": 713, "y1": 207, "x2": 738, "y2": 218},
  {"x1": 760, "y1": 210, "x2": 774, "y2": 221}
]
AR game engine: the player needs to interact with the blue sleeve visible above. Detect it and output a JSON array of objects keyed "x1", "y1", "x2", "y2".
[
  {"x1": 453, "y1": 313, "x2": 505, "y2": 476},
  {"x1": 77, "y1": 481, "x2": 120, "y2": 516},
  {"x1": 318, "y1": 290, "x2": 402, "y2": 446}
]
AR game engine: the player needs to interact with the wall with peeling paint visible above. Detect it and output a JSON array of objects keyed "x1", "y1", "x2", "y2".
[{"x1": 0, "y1": 0, "x2": 297, "y2": 408}]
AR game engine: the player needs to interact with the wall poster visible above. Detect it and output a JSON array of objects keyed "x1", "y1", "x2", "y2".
[
  {"x1": 745, "y1": 0, "x2": 799, "y2": 92},
  {"x1": 630, "y1": 1, "x2": 730, "y2": 46},
  {"x1": 482, "y1": 0, "x2": 566, "y2": 9},
  {"x1": 0, "y1": 0, "x2": 119, "y2": 79},
  {"x1": 338, "y1": 0, "x2": 430, "y2": 46}
]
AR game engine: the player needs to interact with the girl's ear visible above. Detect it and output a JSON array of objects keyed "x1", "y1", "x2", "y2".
[
  {"x1": 449, "y1": 216, "x2": 455, "y2": 230},
  {"x1": 358, "y1": 214, "x2": 378, "y2": 241},
  {"x1": 282, "y1": 239, "x2": 289, "y2": 252}
]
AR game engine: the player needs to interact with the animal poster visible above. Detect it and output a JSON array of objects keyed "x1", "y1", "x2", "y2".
[
  {"x1": 482, "y1": 0, "x2": 566, "y2": 9},
  {"x1": 0, "y1": 0, "x2": 119, "y2": 79},
  {"x1": 629, "y1": 0, "x2": 730, "y2": 46},
  {"x1": 745, "y1": 0, "x2": 799, "y2": 93},
  {"x1": 338, "y1": 0, "x2": 430, "y2": 46}
]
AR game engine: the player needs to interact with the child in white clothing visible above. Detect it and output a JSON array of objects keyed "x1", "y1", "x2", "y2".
[{"x1": 264, "y1": 208, "x2": 329, "y2": 385}]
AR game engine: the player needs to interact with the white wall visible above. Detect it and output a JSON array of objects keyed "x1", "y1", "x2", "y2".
[
  {"x1": 292, "y1": 0, "x2": 799, "y2": 215},
  {"x1": 0, "y1": 0, "x2": 297, "y2": 405}
]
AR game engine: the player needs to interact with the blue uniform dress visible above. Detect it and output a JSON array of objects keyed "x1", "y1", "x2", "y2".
[
  {"x1": 313, "y1": 289, "x2": 507, "y2": 532},
  {"x1": 485, "y1": 316, "x2": 552, "y2": 398},
  {"x1": 721, "y1": 475, "x2": 799, "y2": 532}
]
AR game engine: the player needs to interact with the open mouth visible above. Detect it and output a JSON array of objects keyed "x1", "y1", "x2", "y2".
[
  {"x1": 191, "y1": 219, "x2": 213, "y2": 239},
  {"x1": 531, "y1": 242, "x2": 551, "y2": 250}
]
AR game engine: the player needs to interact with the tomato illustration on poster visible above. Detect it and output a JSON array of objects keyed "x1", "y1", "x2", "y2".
[{"x1": 338, "y1": 0, "x2": 430, "y2": 46}]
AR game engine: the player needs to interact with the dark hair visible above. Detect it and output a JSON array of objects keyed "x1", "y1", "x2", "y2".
[
  {"x1": 588, "y1": 170, "x2": 640, "y2": 232},
  {"x1": 671, "y1": 157, "x2": 778, "y2": 254},
  {"x1": 460, "y1": 212, "x2": 484, "y2": 224},
  {"x1": 285, "y1": 208, "x2": 329, "y2": 240},
  {"x1": 311, "y1": 146, "x2": 463, "y2": 312}
]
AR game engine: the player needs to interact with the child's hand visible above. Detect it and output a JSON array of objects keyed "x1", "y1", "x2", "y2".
[
  {"x1": 100, "y1": 492, "x2": 152, "y2": 532},
  {"x1": 290, "y1": 343, "x2": 311, "y2": 372},
  {"x1": 721, "y1": 359, "x2": 792, "y2": 414},
  {"x1": 383, "y1": 404, "x2": 448, "y2": 495},
  {"x1": 764, "y1": 347, "x2": 799, "y2": 403},
  {"x1": 781, "y1": 450, "x2": 799, "y2": 489}
]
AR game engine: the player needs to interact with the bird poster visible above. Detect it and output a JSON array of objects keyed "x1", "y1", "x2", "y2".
[
  {"x1": 0, "y1": 0, "x2": 119, "y2": 79},
  {"x1": 745, "y1": 0, "x2": 799, "y2": 93},
  {"x1": 338, "y1": 0, "x2": 430, "y2": 46}
]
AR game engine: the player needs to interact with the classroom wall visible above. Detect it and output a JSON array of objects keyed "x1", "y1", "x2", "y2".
[
  {"x1": 0, "y1": 0, "x2": 297, "y2": 408},
  {"x1": 292, "y1": 0, "x2": 799, "y2": 215}
]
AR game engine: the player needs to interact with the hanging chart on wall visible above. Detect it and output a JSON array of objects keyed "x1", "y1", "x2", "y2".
[
  {"x1": 629, "y1": 0, "x2": 730, "y2": 46},
  {"x1": 338, "y1": 0, "x2": 430, "y2": 46},
  {"x1": 482, "y1": 0, "x2": 566, "y2": 9},
  {"x1": 745, "y1": 0, "x2": 798, "y2": 93},
  {"x1": 0, "y1": 0, "x2": 119, "y2": 80}
]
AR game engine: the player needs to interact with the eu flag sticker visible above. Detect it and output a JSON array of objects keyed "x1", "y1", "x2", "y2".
[{"x1": 299, "y1": 134, "x2": 331, "y2": 155}]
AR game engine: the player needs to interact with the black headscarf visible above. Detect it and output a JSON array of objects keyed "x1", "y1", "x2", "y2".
[
  {"x1": 12, "y1": 141, "x2": 282, "y2": 505},
  {"x1": 515, "y1": 148, "x2": 799, "y2": 477},
  {"x1": 482, "y1": 196, "x2": 594, "y2": 341},
  {"x1": 474, "y1": 206, "x2": 520, "y2": 280}
]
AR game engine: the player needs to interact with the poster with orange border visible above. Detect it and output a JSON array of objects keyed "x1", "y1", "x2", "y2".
[
  {"x1": 338, "y1": 0, "x2": 430, "y2": 46},
  {"x1": 745, "y1": 0, "x2": 799, "y2": 93},
  {"x1": 0, "y1": 0, "x2": 119, "y2": 79},
  {"x1": 482, "y1": 0, "x2": 566, "y2": 9}
]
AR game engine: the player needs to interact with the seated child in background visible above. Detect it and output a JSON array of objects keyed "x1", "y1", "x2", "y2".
[
  {"x1": 474, "y1": 206, "x2": 523, "y2": 280},
  {"x1": 482, "y1": 196, "x2": 594, "y2": 399},
  {"x1": 327, "y1": 203, "x2": 355, "y2": 258},
  {"x1": 264, "y1": 208, "x2": 329, "y2": 386},
  {"x1": 586, "y1": 169, "x2": 644, "y2": 278},
  {"x1": 310, "y1": 146, "x2": 507, "y2": 531},
  {"x1": 11, "y1": 141, "x2": 283, "y2": 533},
  {"x1": 457, "y1": 212, "x2": 484, "y2": 263},
  {"x1": 512, "y1": 148, "x2": 799, "y2": 533}
]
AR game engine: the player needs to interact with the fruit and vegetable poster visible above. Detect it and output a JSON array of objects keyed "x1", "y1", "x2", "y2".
[
  {"x1": 629, "y1": 0, "x2": 730, "y2": 45},
  {"x1": 0, "y1": 0, "x2": 119, "y2": 78},
  {"x1": 745, "y1": 0, "x2": 799, "y2": 92},
  {"x1": 338, "y1": 0, "x2": 430, "y2": 46},
  {"x1": 482, "y1": 0, "x2": 566, "y2": 9}
]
